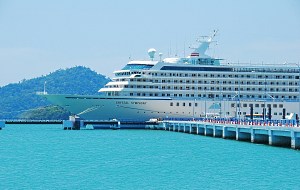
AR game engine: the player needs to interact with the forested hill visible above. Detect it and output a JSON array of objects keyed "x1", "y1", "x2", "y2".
[{"x1": 0, "y1": 66, "x2": 110, "y2": 119}]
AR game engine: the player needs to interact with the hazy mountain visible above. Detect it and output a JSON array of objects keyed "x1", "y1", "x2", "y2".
[{"x1": 0, "y1": 66, "x2": 110, "y2": 119}]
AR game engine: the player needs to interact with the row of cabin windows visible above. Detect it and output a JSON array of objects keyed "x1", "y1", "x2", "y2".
[
  {"x1": 231, "y1": 103, "x2": 284, "y2": 108},
  {"x1": 170, "y1": 102, "x2": 198, "y2": 107},
  {"x1": 169, "y1": 102, "x2": 285, "y2": 116},
  {"x1": 109, "y1": 84, "x2": 299, "y2": 92},
  {"x1": 125, "y1": 92, "x2": 298, "y2": 99},
  {"x1": 147, "y1": 72, "x2": 299, "y2": 79},
  {"x1": 119, "y1": 84, "x2": 299, "y2": 92},
  {"x1": 223, "y1": 112, "x2": 285, "y2": 116},
  {"x1": 169, "y1": 102, "x2": 284, "y2": 109},
  {"x1": 235, "y1": 112, "x2": 284, "y2": 116},
  {"x1": 126, "y1": 78, "x2": 299, "y2": 85}
]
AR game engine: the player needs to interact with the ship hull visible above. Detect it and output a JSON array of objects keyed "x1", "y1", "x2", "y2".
[{"x1": 41, "y1": 94, "x2": 298, "y2": 120}]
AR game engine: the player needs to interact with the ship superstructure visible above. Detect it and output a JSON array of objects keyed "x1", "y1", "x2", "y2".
[{"x1": 42, "y1": 32, "x2": 300, "y2": 121}]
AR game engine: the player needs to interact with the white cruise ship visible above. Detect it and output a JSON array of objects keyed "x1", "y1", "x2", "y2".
[{"x1": 42, "y1": 32, "x2": 300, "y2": 121}]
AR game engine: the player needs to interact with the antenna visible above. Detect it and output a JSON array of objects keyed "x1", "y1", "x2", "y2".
[
  {"x1": 183, "y1": 41, "x2": 186, "y2": 57},
  {"x1": 169, "y1": 41, "x2": 172, "y2": 57},
  {"x1": 175, "y1": 40, "x2": 178, "y2": 57},
  {"x1": 211, "y1": 29, "x2": 218, "y2": 40}
]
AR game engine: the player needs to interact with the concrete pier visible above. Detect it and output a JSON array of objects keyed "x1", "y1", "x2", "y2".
[
  {"x1": 161, "y1": 121, "x2": 300, "y2": 150},
  {"x1": 63, "y1": 117, "x2": 159, "y2": 130}
]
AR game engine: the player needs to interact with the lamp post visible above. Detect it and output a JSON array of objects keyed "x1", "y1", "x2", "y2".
[
  {"x1": 285, "y1": 62, "x2": 300, "y2": 121},
  {"x1": 204, "y1": 88, "x2": 207, "y2": 118},
  {"x1": 284, "y1": 62, "x2": 300, "y2": 126},
  {"x1": 296, "y1": 62, "x2": 300, "y2": 125},
  {"x1": 232, "y1": 92, "x2": 238, "y2": 119},
  {"x1": 298, "y1": 62, "x2": 300, "y2": 125}
]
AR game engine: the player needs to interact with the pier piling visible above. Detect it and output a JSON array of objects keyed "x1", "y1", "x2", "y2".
[{"x1": 155, "y1": 121, "x2": 300, "y2": 150}]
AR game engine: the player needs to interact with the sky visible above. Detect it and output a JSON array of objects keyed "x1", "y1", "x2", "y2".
[{"x1": 0, "y1": 0, "x2": 299, "y2": 86}]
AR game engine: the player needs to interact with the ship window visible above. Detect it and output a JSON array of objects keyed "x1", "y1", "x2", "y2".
[
  {"x1": 161, "y1": 66, "x2": 233, "y2": 72},
  {"x1": 176, "y1": 102, "x2": 179, "y2": 106},
  {"x1": 189, "y1": 103, "x2": 192, "y2": 107},
  {"x1": 231, "y1": 103, "x2": 235, "y2": 108},
  {"x1": 195, "y1": 103, "x2": 198, "y2": 107},
  {"x1": 279, "y1": 104, "x2": 283, "y2": 108},
  {"x1": 170, "y1": 102, "x2": 173, "y2": 106},
  {"x1": 255, "y1": 104, "x2": 259, "y2": 108},
  {"x1": 243, "y1": 104, "x2": 247, "y2": 107},
  {"x1": 183, "y1": 103, "x2": 185, "y2": 106}
]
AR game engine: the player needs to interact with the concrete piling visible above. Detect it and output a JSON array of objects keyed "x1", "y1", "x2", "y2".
[{"x1": 156, "y1": 121, "x2": 300, "y2": 150}]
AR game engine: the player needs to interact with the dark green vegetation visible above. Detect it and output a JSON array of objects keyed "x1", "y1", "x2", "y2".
[{"x1": 0, "y1": 66, "x2": 110, "y2": 119}]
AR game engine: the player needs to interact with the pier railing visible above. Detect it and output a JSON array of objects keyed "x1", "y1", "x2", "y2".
[{"x1": 164, "y1": 118, "x2": 299, "y2": 128}]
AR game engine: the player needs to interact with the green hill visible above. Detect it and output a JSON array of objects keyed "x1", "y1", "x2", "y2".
[{"x1": 0, "y1": 66, "x2": 110, "y2": 119}]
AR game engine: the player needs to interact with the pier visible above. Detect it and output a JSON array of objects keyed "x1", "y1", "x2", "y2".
[
  {"x1": 147, "y1": 120, "x2": 300, "y2": 150},
  {"x1": 3, "y1": 117, "x2": 300, "y2": 149},
  {"x1": 4, "y1": 120, "x2": 63, "y2": 124},
  {"x1": 62, "y1": 116, "x2": 159, "y2": 130}
]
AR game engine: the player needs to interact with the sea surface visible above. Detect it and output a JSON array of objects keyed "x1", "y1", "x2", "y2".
[{"x1": 0, "y1": 124, "x2": 300, "y2": 190}]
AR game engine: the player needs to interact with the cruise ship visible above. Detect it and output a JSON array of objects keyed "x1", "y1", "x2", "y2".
[{"x1": 42, "y1": 32, "x2": 300, "y2": 121}]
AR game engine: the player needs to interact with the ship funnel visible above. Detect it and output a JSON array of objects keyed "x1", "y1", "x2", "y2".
[{"x1": 148, "y1": 48, "x2": 156, "y2": 61}]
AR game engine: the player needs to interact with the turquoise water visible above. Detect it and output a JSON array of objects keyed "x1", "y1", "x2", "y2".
[{"x1": 1, "y1": 124, "x2": 300, "y2": 190}]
